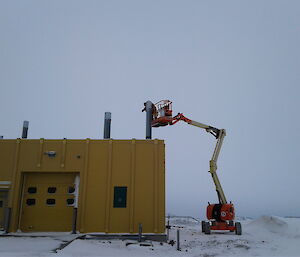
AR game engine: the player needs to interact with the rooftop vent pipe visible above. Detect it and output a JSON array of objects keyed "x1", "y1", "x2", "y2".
[
  {"x1": 103, "y1": 112, "x2": 111, "y2": 139},
  {"x1": 145, "y1": 101, "x2": 153, "y2": 139},
  {"x1": 22, "y1": 120, "x2": 29, "y2": 139}
]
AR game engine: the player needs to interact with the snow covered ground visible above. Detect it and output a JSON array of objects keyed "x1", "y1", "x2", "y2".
[{"x1": 0, "y1": 216, "x2": 299, "y2": 257}]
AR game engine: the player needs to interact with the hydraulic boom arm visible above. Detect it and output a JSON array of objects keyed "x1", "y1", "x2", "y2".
[
  {"x1": 148, "y1": 100, "x2": 241, "y2": 234},
  {"x1": 171, "y1": 113, "x2": 227, "y2": 204}
]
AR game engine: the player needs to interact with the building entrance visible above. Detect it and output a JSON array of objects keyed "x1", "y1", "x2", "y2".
[{"x1": 20, "y1": 173, "x2": 77, "y2": 232}]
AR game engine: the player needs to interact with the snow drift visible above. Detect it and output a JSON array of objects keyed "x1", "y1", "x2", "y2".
[{"x1": 247, "y1": 215, "x2": 288, "y2": 234}]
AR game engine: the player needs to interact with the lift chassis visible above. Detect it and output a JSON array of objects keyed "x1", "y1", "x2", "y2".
[{"x1": 147, "y1": 100, "x2": 242, "y2": 235}]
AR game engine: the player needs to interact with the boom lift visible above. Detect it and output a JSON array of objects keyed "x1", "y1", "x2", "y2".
[{"x1": 150, "y1": 100, "x2": 242, "y2": 235}]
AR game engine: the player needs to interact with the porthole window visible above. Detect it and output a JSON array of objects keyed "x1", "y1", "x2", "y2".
[
  {"x1": 48, "y1": 187, "x2": 56, "y2": 194},
  {"x1": 66, "y1": 198, "x2": 75, "y2": 206},
  {"x1": 46, "y1": 199, "x2": 55, "y2": 205},
  {"x1": 68, "y1": 186, "x2": 75, "y2": 194},
  {"x1": 28, "y1": 187, "x2": 37, "y2": 194},
  {"x1": 26, "y1": 199, "x2": 36, "y2": 206}
]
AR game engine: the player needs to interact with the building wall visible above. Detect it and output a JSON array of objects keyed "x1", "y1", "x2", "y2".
[{"x1": 0, "y1": 139, "x2": 165, "y2": 233}]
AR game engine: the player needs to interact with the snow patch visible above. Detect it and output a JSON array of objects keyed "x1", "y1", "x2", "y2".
[
  {"x1": 247, "y1": 215, "x2": 288, "y2": 234},
  {"x1": 1, "y1": 217, "x2": 300, "y2": 256},
  {"x1": 168, "y1": 216, "x2": 200, "y2": 226}
]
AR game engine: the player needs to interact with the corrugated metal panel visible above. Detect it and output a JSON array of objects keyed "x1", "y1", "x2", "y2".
[{"x1": 0, "y1": 139, "x2": 165, "y2": 233}]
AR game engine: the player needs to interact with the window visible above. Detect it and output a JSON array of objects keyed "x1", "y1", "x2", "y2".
[
  {"x1": 48, "y1": 187, "x2": 56, "y2": 194},
  {"x1": 46, "y1": 199, "x2": 55, "y2": 205},
  {"x1": 26, "y1": 199, "x2": 35, "y2": 206},
  {"x1": 66, "y1": 198, "x2": 75, "y2": 206},
  {"x1": 28, "y1": 187, "x2": 37, "y2": 194},
  {"x1": 113, "y1": 186, "x2": 127, "y2": 208},
  {"x1": 68, "y1": 186, "x2": 75, "y2": 194},
  {"x1": 0, "y1": 201, "x2": 3, "y2": 208}
]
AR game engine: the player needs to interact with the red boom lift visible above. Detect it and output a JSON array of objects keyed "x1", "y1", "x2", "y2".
[{"x1": 150, "y1": 100, "x2": 242, "y2": 235}]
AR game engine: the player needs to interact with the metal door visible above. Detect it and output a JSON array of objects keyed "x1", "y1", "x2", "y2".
[
  {"x1": 20, "y1": 173, "x2": 77, "y2": 232},
  {"x1": 0, "y1": 190, "x2": 8, "y2": 230}
]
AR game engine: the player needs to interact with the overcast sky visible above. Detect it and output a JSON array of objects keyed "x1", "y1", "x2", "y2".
[{"x1": 1, "y1": 0, "x2": 299, "y2": 218}]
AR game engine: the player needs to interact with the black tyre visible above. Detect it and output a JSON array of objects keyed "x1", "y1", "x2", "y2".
[
  {"x1": 201, "y1": 221, "x2": 206, "y2": 233},
  {"x1": 235, "y1": 222, "x2": 242, "y2": 235},
  {"x1": 204, "y1": 222, "x2": 211, "y2": 235}
]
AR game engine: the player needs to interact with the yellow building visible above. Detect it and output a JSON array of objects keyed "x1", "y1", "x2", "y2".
[{"x1": 0, "y1": 138, "x2": 165, "y2": 235}]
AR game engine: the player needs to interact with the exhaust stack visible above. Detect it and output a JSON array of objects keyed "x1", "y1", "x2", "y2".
[
  {"x1": 22, "y1": 120, "x2": 29, "y2": 139},
  {"x1": 103, "y1": 112, "x2": 111, "y2": 139},
  {"x1": 145, "y1": 101, "x2": 153, "y2": 139}
]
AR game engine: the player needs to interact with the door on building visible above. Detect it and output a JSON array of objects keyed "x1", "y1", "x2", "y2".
[
  {"x1": 0, "y1": 190, "x2": 8, "y2": 230},
  {"x1": 20, "y1": 173, "x2": 78, "y2": 232}
]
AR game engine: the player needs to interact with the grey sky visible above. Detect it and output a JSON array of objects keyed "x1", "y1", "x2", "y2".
[{"x1": 1, "y1": 0, "x2": 299, "y2": 218}]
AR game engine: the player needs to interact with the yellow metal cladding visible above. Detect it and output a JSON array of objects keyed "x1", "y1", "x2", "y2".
[{"x1": 0, "y1": 139, "x2": 165, "y2": 233}]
